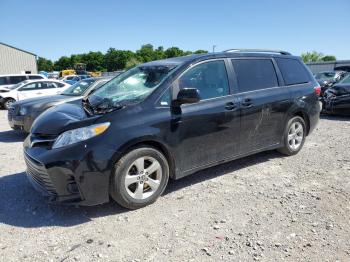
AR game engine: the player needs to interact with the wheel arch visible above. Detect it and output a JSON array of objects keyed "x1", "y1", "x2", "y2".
[
  {"x1": 292, "y1": 111, "x2": 310, "y2": 136},
  {"x1": 286, "y1": 105, "x2": 311, "y2": 136},
  {"x1": 111, "y1": 138, "x2": 176, "y2": 179}
]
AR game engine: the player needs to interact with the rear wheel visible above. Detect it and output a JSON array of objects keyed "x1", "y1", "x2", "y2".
[
  {"x1": 277, "y1": 116, "x2": 306, "y2": 156},
  {"x1": 4, "y1": 98, "x2": 15, "y2": 110},
  {"x1": 110, "y1": 146, "x2": 169, "y2": 209}
]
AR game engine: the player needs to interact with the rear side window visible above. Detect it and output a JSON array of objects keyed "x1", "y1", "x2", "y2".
[
  {"x1": 231, "y1": 59, "x2": 278, "y2": 92},
  {"x1": 275, "y1": 58, "x2": 310, "y2": 85},
  {"x1": 29, "y1": 75, "x2": 43, "y2": 80},
  {"x1": 9, "y1": 76, "x2": 27, "y2": 84},
  {"x1": 56, "y1": 82, "x2": 66, "y2": 88}
]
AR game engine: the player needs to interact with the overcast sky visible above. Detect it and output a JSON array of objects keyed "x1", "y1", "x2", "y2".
[{"x1": 1, "y1": 0, "x2": 349, "y2": 61}]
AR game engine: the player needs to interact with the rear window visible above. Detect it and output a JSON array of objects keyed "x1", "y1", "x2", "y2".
[
  {"x1": 29, "y1": 75, "x2": 44, "y2": 80},
  {"x1": 8, "y1": 76, "x2": 27, "y2": 84},
  {"x1": 231, "y1": 59, "x2": 278, "y2": 92},
  {"x1": 275, "y1": 58, "x2": 310, "y2": 86}
]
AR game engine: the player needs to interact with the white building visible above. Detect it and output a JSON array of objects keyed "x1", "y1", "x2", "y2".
[{"x1": 0, "y1": 42, "x2": 37, "y2": 74}]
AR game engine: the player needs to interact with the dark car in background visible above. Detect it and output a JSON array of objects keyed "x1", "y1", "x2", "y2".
[
  {"x1": 8, "y1": 77, "x2": 110, "y2": 132},
  {"x1": 323, "y1": 74, "x2": 350, "y2": 115},
  {"x1": 23, "y1": 50, "x2": 321, "y2": 209},
  {"x1": 314, "y1": 71, "x2": 348, "y2": 96}
]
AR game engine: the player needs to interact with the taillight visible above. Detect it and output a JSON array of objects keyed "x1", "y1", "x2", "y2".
[{"x1": 314, "y1": 86, "x2": 321, "y2": 96}]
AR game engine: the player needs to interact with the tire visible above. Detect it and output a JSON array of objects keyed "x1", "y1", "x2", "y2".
[
  {"x1": 110, "y1": 146, "x2": 169, "y2": 209},
  {"x1": 277, "y1": 116, "x2": 306, "y2": 156},
  {"x1": 4, "y1": 98, "x2": 15, "y2": 110}
]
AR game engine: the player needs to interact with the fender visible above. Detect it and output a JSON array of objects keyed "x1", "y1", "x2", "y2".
[{"x1": 109, "y1": 134, "x2": 176, "y2": 179}]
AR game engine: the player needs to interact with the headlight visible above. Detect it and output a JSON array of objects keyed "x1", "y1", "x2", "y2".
[
  {"x1": 19, "y1": 107, "x2": 28, "y2": 116},
  {"x1": 52, "y1": 122, "x2": 110, "y2": 149}
]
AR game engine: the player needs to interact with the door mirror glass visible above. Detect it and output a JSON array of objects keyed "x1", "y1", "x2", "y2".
[{"x1": 174, "y1": 88, "x2": 200, "y2": 105}]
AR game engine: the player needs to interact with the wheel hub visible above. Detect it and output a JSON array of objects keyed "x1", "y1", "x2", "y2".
[{"x1": 124, "y1": 156, "x2": 162, "y2": 200}]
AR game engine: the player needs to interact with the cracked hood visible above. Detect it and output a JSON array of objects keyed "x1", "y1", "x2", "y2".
[{"x1": 30, "y1": 102, "x2": 99, "y2": 135}]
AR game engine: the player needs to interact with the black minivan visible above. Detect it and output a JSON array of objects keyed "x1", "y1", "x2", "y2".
[{"x1": 24, "y1": 50, "x2": 321, "y2": 209}]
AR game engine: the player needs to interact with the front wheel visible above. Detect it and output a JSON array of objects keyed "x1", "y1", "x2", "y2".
[
  {"x1": 277, "y1": 116, "x2": 306, "y2": 156},
  {"x1": 110, "y1": 146, "x2": 169, "y2": 209},
  {"x1": 4, "y1": 98, "x2": 15, "y2": 110}
]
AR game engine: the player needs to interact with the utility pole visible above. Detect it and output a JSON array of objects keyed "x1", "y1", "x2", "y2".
[{"x1": 212, "y1": 45, "x2": 217, "y2": 53}]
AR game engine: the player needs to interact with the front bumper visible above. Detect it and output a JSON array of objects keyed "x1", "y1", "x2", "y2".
[
  {"x1": 23, "y1": 135, "x2": 118, "y2": 206},
  {"x1": 8, "y1": 113, "x2": 33, "y2": 132}
]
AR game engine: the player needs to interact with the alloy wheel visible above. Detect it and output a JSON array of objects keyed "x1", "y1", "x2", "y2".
[
  {"x1": 288, "y1": 122, "x2": 304, "y2": 150},
  {"x1": 124, "y1": 156, "x2": 162, "y2": 200},
  {"x1": 5, "y1": 99, "x2": 14, "y2": 109}
]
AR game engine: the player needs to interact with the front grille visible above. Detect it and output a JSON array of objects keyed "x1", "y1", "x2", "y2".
[{"x1": 24, "y1": 151, "x2": 57, "y2": 195}]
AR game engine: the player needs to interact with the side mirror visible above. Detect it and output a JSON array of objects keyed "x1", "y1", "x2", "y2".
[{"x1": 174, "y1": 88, "x2": 200, "y2": 106}]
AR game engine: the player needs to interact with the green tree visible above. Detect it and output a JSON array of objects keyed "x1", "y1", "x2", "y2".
[
  {"x1": 52, "y1": 44, "x2": 209, "y2": 72},
  {"x1": 164, "y1": 47, "x2": 184, "y2": 58},
  {"x1": 301, "y1": 51, "x2": 324, "y2": 63},
  {"x1": 80, "y1": 51, "x2": 105, "y2": 71},
  {"x1": 104, "y1": 48, "x2": 134, "y2": 71},
  {"x1": 321, "y1": 55, "x2": 336, "y2": 62},
  {"x1": 136, "y1": 44, "x2": 155, "y2": 62},
  {"x1": 37, "y1": 57, "x2": 53, "y2": 71},
  {"x1": 125, "y1": 57, "x2": 142, "y2": 69},
  {"x1": 154, "y1": 46, "x2": 165, "y2": 60},
  {"x1": 54, "y1": 56, "x2": 72, "y2": 71},
  {"x1": 301, "y1": 51, "x2": 337, "y2": 63},
  {"x1": 194, "y1": 50, "x2": 208, "y2": 54}
]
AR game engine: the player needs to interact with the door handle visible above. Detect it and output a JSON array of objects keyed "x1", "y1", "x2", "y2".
[
  {"x1": 225, "y1": 102, "x2": 237, "y2": 111},
  {"x1": 241, "y1": 98, "x2": 253, "y2": 108},
  {"x1": 36, "y1": 92, "x2": 42, "y2": 95}
]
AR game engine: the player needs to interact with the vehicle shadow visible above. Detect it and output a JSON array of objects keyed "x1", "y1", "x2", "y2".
[
  {"x1": 0, "y1": 150, "x2": 282, "y2": 229},
  {"x1": 0, "y1": 172, "x2": 129, "y2": 228},
  {"x1": 165, "y1": 150, "x2": 281, "y2": 194},
  {"x1": 0, "y1": 130, "x2": 27, "y2": 143}
]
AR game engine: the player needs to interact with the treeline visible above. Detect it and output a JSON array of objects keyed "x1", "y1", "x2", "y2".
[
  {"x1": 38, "y1": 44, "x2": 208, "y2": 72},
  {"x1": 301, "y1": 51, "x2": 336, "y2": 63}
]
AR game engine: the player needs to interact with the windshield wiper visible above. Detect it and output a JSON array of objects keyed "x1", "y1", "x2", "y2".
[
  {"x1": 94, "y1": 99, "x2": 125, "y2": 114},
  {"x1": 82, "y1": 97, "x2": 124, "y2": 115}
]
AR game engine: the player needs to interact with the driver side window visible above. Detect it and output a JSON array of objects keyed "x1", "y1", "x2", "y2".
[{"x1": 178, "y1": 60, "x2": 229, "y2": 100}]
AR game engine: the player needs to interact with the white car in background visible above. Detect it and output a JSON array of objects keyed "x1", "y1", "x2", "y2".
[
  {"x1": 0, "y1": 79, "x2": 70, "y2": 109},
  {"x1": 0, "y1": 74, "x2": 47, "y2": 90}
]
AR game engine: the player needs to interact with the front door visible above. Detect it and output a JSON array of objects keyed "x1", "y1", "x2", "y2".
[{"x1": 171, "y1": 59, "x2": 241, "y2": 173}]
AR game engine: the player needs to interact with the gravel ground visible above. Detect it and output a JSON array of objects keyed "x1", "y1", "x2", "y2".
[{"x1": 0, "y1": 110, "x2": 350, "y2": 262}]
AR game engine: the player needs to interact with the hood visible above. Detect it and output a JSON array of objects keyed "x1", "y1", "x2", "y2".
[
  {"x1": 14, "y1": 95, "x2": 80, "y2": 109},
  {"x1": 326, "y1": 84, "x2": 350, "y2": 96},
  {"x1": 31, "y1": 102, "x2": 99, "y2": 135}
]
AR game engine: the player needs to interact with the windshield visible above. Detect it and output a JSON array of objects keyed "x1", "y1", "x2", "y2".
[
  {"x1": 89, "y1": 65, "x2": 176, "y2": 104},
  {"x1": 8, "y1": 80, "x2": 30, "y2": 90},
  {"x1": 315, "y1": 72, "x2": 335, "y2": 80},
  {"x1": 338, "y1": 74, "x2": 350, "y2": 84},
  {"x1": 61, "y1": 80, "x2": 95, "y2": 96}
]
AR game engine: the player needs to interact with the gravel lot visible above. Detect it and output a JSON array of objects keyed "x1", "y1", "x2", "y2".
[{"x1": 0, "y1": 110, "x2": 350, "y2": 262}]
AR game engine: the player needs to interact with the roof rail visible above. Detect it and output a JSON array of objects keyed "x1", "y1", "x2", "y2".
[{"x1": 223, "y1": 49, "x2": 291, "y2": 55}]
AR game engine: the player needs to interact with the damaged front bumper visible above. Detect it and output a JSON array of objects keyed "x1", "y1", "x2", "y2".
[{"x1": 23, "y1": 135, "x2": 118, "y2": 206}]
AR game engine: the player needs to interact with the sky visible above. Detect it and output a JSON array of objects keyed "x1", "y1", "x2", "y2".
[{"x1": 0, "y1": 0, "x2": 349, "y2": 61}]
